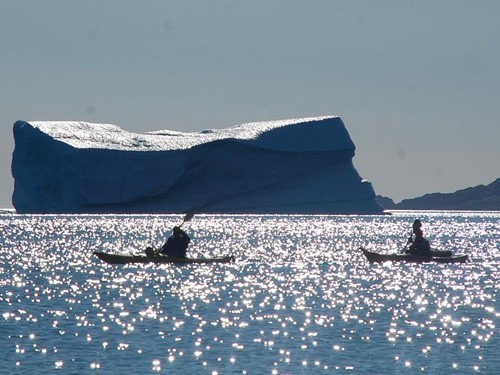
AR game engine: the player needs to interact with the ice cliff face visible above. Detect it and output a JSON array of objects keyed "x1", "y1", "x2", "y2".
[{"x1": 11, "y1": 116, "x2": 383, "y2": 214}]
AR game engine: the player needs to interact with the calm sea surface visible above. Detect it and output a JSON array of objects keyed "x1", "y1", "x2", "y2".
[{"x1": 0, "y1": 211, "x2": 498, "y2": 374}]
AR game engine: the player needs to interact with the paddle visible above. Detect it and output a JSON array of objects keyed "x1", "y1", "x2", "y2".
[
  {"x1": 178, "y1": 211, "x2": 195, "y2": 227},
  {"x1": 400, "y1": 231, "x2": 413, "y2": 254}
]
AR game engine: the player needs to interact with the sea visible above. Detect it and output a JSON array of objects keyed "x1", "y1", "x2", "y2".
[{"x1": 0, "y1": 210, "x2": 498, "y2": 374}]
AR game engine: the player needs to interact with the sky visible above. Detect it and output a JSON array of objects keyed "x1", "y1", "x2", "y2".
[{"x1": 1, "y1": 0, "x2": 499, "y2": 208}]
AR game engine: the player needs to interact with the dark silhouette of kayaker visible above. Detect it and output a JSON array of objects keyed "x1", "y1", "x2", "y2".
[
  {"x1": 407, "y1": 219, "x2": 431, "y2": 257},
  {"x1": 160, "y1": 226, "x2": 191, "y2": 258}
]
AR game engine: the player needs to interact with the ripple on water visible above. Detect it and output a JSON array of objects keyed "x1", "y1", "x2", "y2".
[{"x1": 0, "y1": 212, "x2": 498, "y2": 373}]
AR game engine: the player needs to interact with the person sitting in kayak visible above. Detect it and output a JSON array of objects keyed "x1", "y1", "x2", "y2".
[
  {"x1": 160, "y1": 226, "x2": 191, "y2": 258},
  {"x1": 406, "y1": 219, "x2": 431, "y2": 257}
]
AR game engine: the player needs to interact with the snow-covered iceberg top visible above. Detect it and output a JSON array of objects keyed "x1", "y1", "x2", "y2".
[
  {"x1": 26, "y1": 116, "x2": 354, "y2": 152},
  {"x1": 12, "y1": 116, "x2": 382, "y2": 214}
]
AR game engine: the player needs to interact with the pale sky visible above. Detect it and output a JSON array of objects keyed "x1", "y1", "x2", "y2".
[{"x1": 1, "y1": 1, "x2": 499, "y2": 208}]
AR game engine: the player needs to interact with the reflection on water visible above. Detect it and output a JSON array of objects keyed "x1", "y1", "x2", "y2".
[{"x1": 0, "y1": 212, "x2": 498, "y2": 373}]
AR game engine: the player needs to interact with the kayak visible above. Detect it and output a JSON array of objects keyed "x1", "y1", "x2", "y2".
[
  {"x1": 359, "y1": 246, "x2": 468, "y2": 263},
  {"x1": 94, "y1": 251, "x2": 235, "y2": 265}
]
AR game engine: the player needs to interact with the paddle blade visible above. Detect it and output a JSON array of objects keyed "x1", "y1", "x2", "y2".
[{"x1": 183, "y1": 211, "x2": 195, "y2": 222}]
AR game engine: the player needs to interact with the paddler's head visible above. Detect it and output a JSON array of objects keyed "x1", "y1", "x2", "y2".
[{"x1": 412, "y1": 219, "x2": 422, "y2": 231}]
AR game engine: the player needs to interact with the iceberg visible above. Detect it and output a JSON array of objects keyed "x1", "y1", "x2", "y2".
[{"x1": 11, "y1": 116, "x2": 383, "y2": 214}]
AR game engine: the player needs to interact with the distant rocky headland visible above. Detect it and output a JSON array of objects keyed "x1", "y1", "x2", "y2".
[{"x1": 377, "y1": 178, "x2": 500, "y2": 211}]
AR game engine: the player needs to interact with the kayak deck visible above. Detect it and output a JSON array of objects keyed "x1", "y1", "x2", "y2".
[
  {"x1": 359, "y1": 246, "x2": 468, "y2": 263},
  {"x1": 94, "y1": 251, "x2": 235, "y2": 265}
]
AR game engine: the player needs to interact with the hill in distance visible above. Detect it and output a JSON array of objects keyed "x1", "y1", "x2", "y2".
[{"x1": 377, "y1": 178, "x2": 500, "y2": 211}]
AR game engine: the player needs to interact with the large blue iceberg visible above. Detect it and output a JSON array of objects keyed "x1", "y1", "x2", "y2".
[{"x1": 11, "y1": 116, "x2": 383, "y2": 214}]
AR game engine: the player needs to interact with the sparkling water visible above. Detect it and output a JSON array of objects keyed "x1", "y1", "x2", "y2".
[{"x1": 0, "y1": 211, "x2": 498, "y2": 374}]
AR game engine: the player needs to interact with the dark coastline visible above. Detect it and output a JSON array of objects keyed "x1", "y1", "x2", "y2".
[{"x1": 377, "y1": 178, "x2": 500, "y2": 211}]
